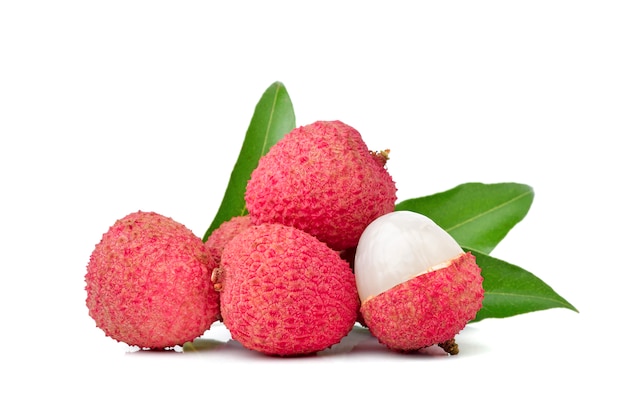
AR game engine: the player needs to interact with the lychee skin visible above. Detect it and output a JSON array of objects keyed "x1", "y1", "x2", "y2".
[
  {"x1": 218, "y1": 223, "x2": 359, "y2": 356},
  {"x1": 85, "y1": 211, "x2": 220, "y2": 349},
  {"x1": 360, "y1": 252, "x2": 484, "y2": 352},
  {"x1": 205, "y1": 214, "x2": 252, "y2": 264},
  {"x1": 245, "y1": 120, "x2": 397, "y2": 251}
]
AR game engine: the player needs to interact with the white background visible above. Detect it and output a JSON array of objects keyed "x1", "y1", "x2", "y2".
[{"x1": 1, "y1": 1, "x2": 624, "y2": 416}]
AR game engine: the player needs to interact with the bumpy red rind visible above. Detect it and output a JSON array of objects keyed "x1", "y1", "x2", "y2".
[
  {"x1": 218, "y1": 223, "x2": 359, "y2": 356},
  {"x1": 360, "y1": 252, "x2": 484, "y2": 352},
  {"x1": 245, "y1": 120, "x2": 397, "y2": 251},
  {"x1": 205, "y1": 214, "x2": 252, "y2": 265},
  {"x1": 85, "y1": 211, "x2": 220, "y2": 349}
]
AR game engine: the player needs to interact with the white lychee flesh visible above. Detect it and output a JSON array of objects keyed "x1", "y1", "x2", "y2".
[{"x1": 354, "y1": 211, "x2": 464, "y2": 303}]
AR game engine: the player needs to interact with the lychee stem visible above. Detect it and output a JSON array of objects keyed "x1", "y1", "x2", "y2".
[
  {"x1": 438, "y1": 339, "x2": 459, "y2": 355},
  {"x1": 211, "y1": 267, "x2": 224, "y2": 292},
  {"x1": 370, "y1": 149, "x2": 390, "y2": 167}
]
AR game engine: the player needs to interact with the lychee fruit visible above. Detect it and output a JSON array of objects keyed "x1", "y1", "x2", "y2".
[
  {"x1": 244, "y1": 120, "x2": 397, "y2": 251},
  {"x1": 205, "y1": 214, "x2": 252, "y2": 264},
  {"x1": 85, "y1": 211, "x2": 220, "y2": 349},
  {"x1": 354, "y1": 211, "x2": 484, "y2": 354},
  {"x1": 215, "y1": 222, "x2": 359, "y2": 356}
]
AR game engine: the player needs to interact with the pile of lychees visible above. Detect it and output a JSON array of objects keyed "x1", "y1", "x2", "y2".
[{"x1": 85, "y1": 120, "x2": 484, "y2": 356}]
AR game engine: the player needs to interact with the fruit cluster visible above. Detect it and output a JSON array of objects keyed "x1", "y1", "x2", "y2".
[{"x1": 85, "y1": 120, "x2": 484, "y2": 356}]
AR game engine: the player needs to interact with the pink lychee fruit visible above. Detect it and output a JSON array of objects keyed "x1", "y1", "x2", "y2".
[
  {"x1": 244, "y1": 120, "x2": 397, "y2": 251},
  {"x1": 354, "y1": 211, "x2": 484, "y2": 354},
  {"x1": 215, "y1": 222, "x2": 359, "y2": 356},
  {"x1": 85, "y1": 211, "x2": 220, "y2": 349},
  {"x1": 205, "y1": 214, "x2": 252, "y2": 264}
]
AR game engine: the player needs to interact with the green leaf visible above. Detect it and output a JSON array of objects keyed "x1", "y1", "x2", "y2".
[
  {"x1": 470, "y1": 249, "x2": 578, "y2": 322},
  {"x1": 203, "y1": 81, "x2": 296, "y2": 242},
  {"x1": 395, "y1": 182, "x2": 534, "y2": 254}
]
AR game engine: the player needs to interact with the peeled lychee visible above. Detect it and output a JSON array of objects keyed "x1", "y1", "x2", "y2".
[
  {"x1": 85, "y1": 211, "x2": 220, "y2": 349},
  {"x1": 354, "y1": 211, "x2": 484, "y2": 353},
  {"x1": 215, "y1": 222, "x2": 359, "y2": 356},
  {"x1": 205, "y1": 214, "x2": 252, "y2": 264},
  {"x1": 245, "y1": 120, "x2": 397, "y2": 251}
]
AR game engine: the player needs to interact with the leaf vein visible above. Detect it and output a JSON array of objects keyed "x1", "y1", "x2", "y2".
[
  {"x1": 485, "y1": 291, "x2": 569, "y2": 304},
  {"x1": 447, "y1": 190, "x2": 533, "y2": 232},
  {"x1": 261, "y1": 84, "x2": 280, "y2": 156}
]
